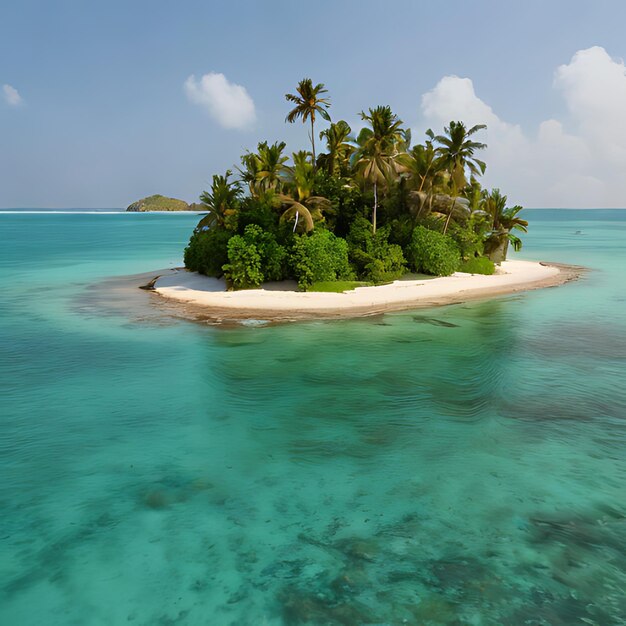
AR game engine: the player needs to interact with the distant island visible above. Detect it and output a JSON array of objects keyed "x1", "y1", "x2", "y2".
[
  {"x1": 143, "y1": 78, "x2": 582, "y2": 321},
  {"x1": 126, "y1": 194, "x2": 201, "y2": 212}
]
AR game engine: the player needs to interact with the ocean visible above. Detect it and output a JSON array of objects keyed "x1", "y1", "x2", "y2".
[{"x1": 1, "y1": 209, "x2": 625, "y2": 625}]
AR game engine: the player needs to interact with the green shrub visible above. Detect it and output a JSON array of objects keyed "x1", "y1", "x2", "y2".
[
  {"x1": 290, "y1": 230, "x2": 353, "y2": 289},
  {"x1": 243, "y1": 224, "x2": 287, "y2": 282},
  {"x1": 416, "y1": 214, "x2": 445, "y2": 233},
  {"x1": 222, "y1": 225, "x2": 286, "y2": 289},
  {"x1": 459, "y1": 256, "x2": 495, "y2": 275},
  {"x1": 222, "y1": 235, "x2": 264, "y2": 289},
  {"x1": 347, "y1": 217, "x2": 407, "y2": 283},
  {"x1": 409, "y1": 226, "x2": 460, "y2": 276},
  {"x1": 448, "y1": 221, "x2": 486, "y2": 260},
  {"x1": 184, "y1": 228, "x2": 232, "y2": 277}
]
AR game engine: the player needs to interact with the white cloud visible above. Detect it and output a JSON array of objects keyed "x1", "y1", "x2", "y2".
[
  {"x1": 184, "y1": 72, "x2": 256, "y2": 130},
  {"x1": 3, "y1": 84, "x2": 22, "y2": 106},
  {"x1": 419, "y1": 47, "x2": 626, "y2": 207}
]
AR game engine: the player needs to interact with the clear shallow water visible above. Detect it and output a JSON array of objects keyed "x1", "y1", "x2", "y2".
[{"x1": 1, "y1": 210, "x2": 625, "y2": 625}]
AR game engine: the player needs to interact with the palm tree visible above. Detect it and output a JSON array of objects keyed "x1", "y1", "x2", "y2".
[
  {"x1": 432, "y1": 121, "x2": 487, "y2": 233},
  {"x1": 287, "y1": 150, "x2": 316, "y2": 200},
  {"x1": 404, "y1": 131, "x2": 447, "y2": 220},
  {"x1": 197, "y1": 170, "x2": 242, "y2": 231},
  {"x1": 279, "y1": 151, "x2": 331, "y2": 233},
  {"x1": 353, "y1": 105, "x2": 408, "y2": 233},
  {"x1": 238, "y1": 141, "x2": 289, "y2": 196},
  {"x1": 318, "y1": 120, "x2": 354, "y2": 176},
  {"x1": 285, "y1": 78, "x2": 331, "y2": 167},
  {"x1": 238, "y1": 151, "x2": 261, "y2": 196},
  {"x1": 408, "y1": 130, "x2": 439, "y2": 192},
  {"x1": 483, "y1": 189, "x2": 528, "y2": 262}
]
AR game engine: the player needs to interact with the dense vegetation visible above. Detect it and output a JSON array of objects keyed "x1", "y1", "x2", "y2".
[{"x1": 184, "y1": 79, "x2": 529, "y2": 290}]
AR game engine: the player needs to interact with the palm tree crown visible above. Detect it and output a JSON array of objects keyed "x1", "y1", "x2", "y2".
[
  {"x1": 433, "y1": 121, "x2": 487, "y2": 189},
  {"x1": 285, "y1": 78, "x2": 331, "y2": 167},
  {"x1": 239, "y1": 141, "x2": 289, "y2": 196},
  {"x1": 198, "y1": 170, "x2": 242, "y2": 230},
  {"x1": 318, "y1": 120, "x2": 354, "y2": 176}
]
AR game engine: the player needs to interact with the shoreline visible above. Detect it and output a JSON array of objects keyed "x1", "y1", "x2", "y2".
[{"x1": 144, "y1": 260, "x2": 585, "y2": 324}]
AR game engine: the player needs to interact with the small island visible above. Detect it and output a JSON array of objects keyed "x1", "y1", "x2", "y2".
[
  {"x1": 126, "y1": 194, "x2": 199, "y2": 212},
  {"x1": 148, "y1": 79, "x2": 582, "y2": 321}
]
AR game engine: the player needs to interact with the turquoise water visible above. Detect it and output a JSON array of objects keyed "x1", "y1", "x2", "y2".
[{"x1": 1, "y1": 210, "x2": 625, "y2": 625}]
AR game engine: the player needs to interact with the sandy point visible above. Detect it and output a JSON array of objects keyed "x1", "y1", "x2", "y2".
[{"x1": 145, "y1": 260, "x2": 585, "y2": 324}]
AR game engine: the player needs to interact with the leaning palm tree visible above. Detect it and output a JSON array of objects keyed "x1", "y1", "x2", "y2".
[
  {"x1": 285, "y1": 78, "x2": 331, "y2": 167},
  {"x1": 197, "y1": 170, "x2": 242, "y2": 231},
  {"x1": 353, "y1": 105, "x2": 408, "y2": 233},
  {"x1": 432, "y1": 121, "x2": 487, "y2": 233}
]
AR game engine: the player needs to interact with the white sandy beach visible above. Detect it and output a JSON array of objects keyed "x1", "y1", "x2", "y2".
[{"x1": 150, "y1": 260, "x2": 580, "y2": 322}]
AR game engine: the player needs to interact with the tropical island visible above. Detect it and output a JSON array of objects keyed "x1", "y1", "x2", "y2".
[
  {"x1": 149, "y1": 79, "x2": 581, "y2": 321},
  {"x1": 126, "y1": 194, "x2": 200, "y2": 212}
]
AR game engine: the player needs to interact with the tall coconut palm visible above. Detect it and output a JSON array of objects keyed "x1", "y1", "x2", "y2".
[
  {"x1": 433, "y1": 121, "x2": 487, "y2": 233},
  {"x1": 353, "y1": 105, "x2": 408, "y2": 233},
  {"x1": 285, "y1": 78, "x2": 331, "y2": 167},
  {"x1": 197, "y1": 170, "x2": 242, "y2": 231},
  {"x1": 318, "y1": 120, "x2": 354, "y2": 176}
]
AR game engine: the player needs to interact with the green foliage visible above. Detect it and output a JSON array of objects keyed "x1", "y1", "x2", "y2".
[
  {"x1": 290, "y1": 230, "x2": 353, "y2": 289},
  {"x1": 347, "y1": 217, "x2": 406, "y2": 283},
  {"x1": 318, "y1": 120, "x2": 354, "y2": 176},
  {"x1": 237, "y1": 194, "x2": 280, "y2": 234},
  {"x1": 459, "y1": 256, "x2": 495, "y2": 275},
  {"x1": 409, "y1": 226, "x2": 460, "y2": 276},
  {"x1": 448, "y1": 216, "x2": 489, "y2": 261},
  {"x1": 127, "y1": 194, "x2": 189, "y2": 212},
  {"x1": 222, "y1": 235, "x2": 264, "y2": 289},
  {"x1": 307, "y1": 280, "x2": 368, "y2": 293},
  {"x1": 199, "y1": 171, "x2": 242, "y2": 230},
  {"x1": 387, "y1": 217, "x2": 414, "y2": 249},
  {"x1": 416, "y1": 214, "x2": 445, "y2": 232},
  {"x1": 184, "y1": 228, "x2": 232, "y2": 277},
  {"x1": 222, "y1": 225, "x2": 287, "y2": 289},
  {"x1": 312, "y1": 172, "x2": 366, "y2": 236},
  {"x1": 181, "y1": 87, "x2": 528, "y2": 292}
]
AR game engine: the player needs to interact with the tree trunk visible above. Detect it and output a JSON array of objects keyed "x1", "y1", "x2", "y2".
[
  {"x1": 311, "y1": 117, "x2": 316, "y2": 170},
  {"x1": 373, "y1": 182, "x2": 378, "y2": 234},
  {"x1": 486, "y1": 230, "x2": 510, "y2": 263},
  {"x1": 443, "y1": 194, "x2": 456, "y2": 234}
]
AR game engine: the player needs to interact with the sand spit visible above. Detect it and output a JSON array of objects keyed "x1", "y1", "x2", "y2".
[{"x1": 141, "y1": 260, "x2": 584, "y2": 324}]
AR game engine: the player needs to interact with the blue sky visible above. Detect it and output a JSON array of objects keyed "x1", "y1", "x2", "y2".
[{"x1": 2, "y1": 0, "x2": 626, "y2": 208}]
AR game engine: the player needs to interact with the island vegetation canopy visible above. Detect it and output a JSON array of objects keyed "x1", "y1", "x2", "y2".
[{"x1": 184, "y1": 78, "x2": 529, "y2": 291}]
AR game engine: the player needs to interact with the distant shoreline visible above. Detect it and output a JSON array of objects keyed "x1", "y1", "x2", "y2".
[{"x1": 141, "y1": 260, "x2": 585, "y2": 324}]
